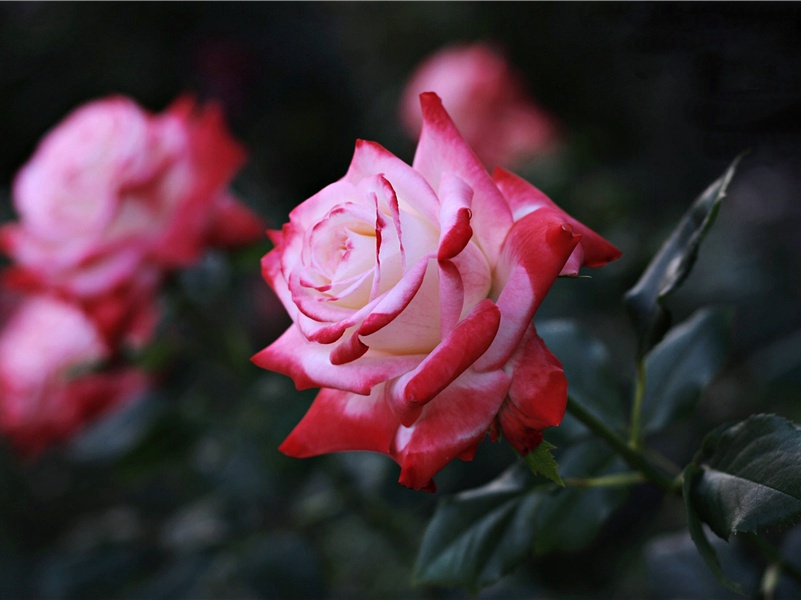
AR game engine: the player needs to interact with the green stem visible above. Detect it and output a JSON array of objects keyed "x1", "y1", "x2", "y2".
[
  {"x1": 759, "y1": 563, "x2": 781, "y2": 600},
  {"x1": 566, "y1": 397, "x2": 678, "y2": 494},
  {"x1": 565, "y1": 472, "x2": 646, "y2": 488},
  {"x1": 629, "y1": 358, "x2": 647, "y2": 450}
]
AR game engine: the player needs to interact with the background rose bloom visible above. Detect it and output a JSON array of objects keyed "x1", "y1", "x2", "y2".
[
  {"x1": 254, "y1": 93, "x2": 620, "y2": 490},
  {"x1": 0, "y1": 95, "x2": 265, "y2": 301},
  {"x1": 399, "y1": 42, "x2": 559, "y2": 170},
  {"x1": 0, "y1": 293, "x2": 150, "y2": 456}
]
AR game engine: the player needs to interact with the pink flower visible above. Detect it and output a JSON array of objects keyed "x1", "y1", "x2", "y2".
[
  {"x1": 400, "y1": 42, "x2": 559, "y2": 170},
  {"x1": 253, "y1": 93, "x2": 620, "y2": 491},
  {"x1": 0, "y1": 293, "x2": 150, "y2": 456},
  {"x1": 0, "y1": 95, "x2": 265, "y2": 301}
]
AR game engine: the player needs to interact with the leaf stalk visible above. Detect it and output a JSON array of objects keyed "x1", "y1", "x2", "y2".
[{"x1": 566, "y1": 396, "x2": 676, "y2": 493}]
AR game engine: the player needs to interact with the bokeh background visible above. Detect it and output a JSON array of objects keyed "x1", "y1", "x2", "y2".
[{"x1": 1, "y1": 3, "x2": 800, "y2": 598}]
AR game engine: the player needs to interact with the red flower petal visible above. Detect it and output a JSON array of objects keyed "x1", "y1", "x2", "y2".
[{"x1": 497, "y1": 324, "x2": 567, "y2": 454}]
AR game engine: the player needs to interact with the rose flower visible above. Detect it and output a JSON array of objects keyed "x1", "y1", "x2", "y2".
[
  {"x1": 0, "y1": 293, "x2": 149, "y2": 456},
  {"x1": 254, "y1": 93, "x2": 620, "y2": 491},
  {"x1": 0, "y1": 95, "x2": 265, "y2": 346},
  {"x1": 399, "y1": 42, "x2": 559, "y2": 170}
]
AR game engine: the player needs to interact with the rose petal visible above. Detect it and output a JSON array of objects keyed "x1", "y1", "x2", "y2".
[
  {"x1": 437, "y1": 259, "x2": 464, "y2": 338},
  {"x1": 261, "y1": 244, "x2": 299, "y2": 323},
  {"x1": 413, "y1": 92, "x2": 513, "y2": 264},
  {"x1": 498, "y1": 324, "x2": 567, "y2": 454},
  {"x1": 392, "y1": 367, "x2": 512, "y2": 491},
  {"x1": 357, "y1": 255, "x2": 431, "y2": 336},
  {"x1": 345, "y1": 140, "x2": 440, "y2": 226},
  {"x1": 386, "y1": 299, "x2": 501, "y2": 426},
  {"x1": 436, "y1": 172, "x2": 473, "y2": 260},
  {"x1": 279, "y1": 385, "x2": 398, "y2": 457},
  {"x1": 252, "y1": 325, "x2": 425, "y2": 395},
  {"x1": 476, "y1": 214, "x2": 580, "y2": 372},
  {"x1": 493, "y1": 167, "x2": 622, "y2": 274}
]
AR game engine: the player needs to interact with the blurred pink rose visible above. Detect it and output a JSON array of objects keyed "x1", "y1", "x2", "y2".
[
  {"x1": 254, "y1": 93, "x2": 619, "y2": 491},
  {"x1": 0, "y1": 95, "x2": 265, "y2": 301},
  {"x1": 400, "y1": 42, "x2": 559, "y2": 170},
  {"x1": 0, "y1": 293, "x2": 150, "y2": 456}
]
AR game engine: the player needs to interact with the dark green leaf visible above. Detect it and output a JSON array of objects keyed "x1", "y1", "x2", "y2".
[
  {"x1": 415, "y1": 440, "x2": 629, "y2": 589},
  {"x1": 624, "y1": 155, "x2": 742, "y2": 356},
  {"x1": 413, "y1": 465, "x2": 548, "y2": 590},
  {"x1": 683, "y1": 464, "x2": 746, "y2": 596},
  {"x1": 523, "y1": 440, "x2": 564, "y2": 487},
  {"x1": 642, "y1": 308, "x2": 732, "y2": 435},
  {"x1": 533, "y1": 439, "x2": 628, "y2": 554},
  {"x1": 538, "y1": 319, "x2": 626, "y2": 441},
  {"x1": 691, "y1": 414, "x2": 801, "y2": 539}
]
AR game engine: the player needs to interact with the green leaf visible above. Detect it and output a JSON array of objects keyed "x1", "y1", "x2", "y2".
[
  {"x1": 690, "y1": 414, "x2": 801, "y2": 539},
  {"x1": 413, "y1": 465, "x2": 548, "y2": 590},
  {"x1": 624, "y1": 155, "x2": 742, "y2": 357},
  {"x1": 538, "y1": 319, "x2": 626, "y2": 441},
  {"x1": 532, "y1": 439, "x2": 629, "y2": 555},
  {"x1": 415, "y1": 440, "x2": 629, "y2": 590},
  {"x1": 523, "y1": 440, "x2": 564, "y2": 487},
  {"x1": 642, "y1": 308, "x2": 733, "y2": 435},
  {"x1": 683, "y1": 463, "x2": 746, "y2": 596}
]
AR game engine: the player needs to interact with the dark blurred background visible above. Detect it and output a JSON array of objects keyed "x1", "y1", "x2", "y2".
[{"x1": 1, "y1": 3, "x2": 800, "y2": 599}]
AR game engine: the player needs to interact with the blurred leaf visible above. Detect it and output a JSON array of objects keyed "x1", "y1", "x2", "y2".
[
  {"x1": 37, "y1": 544, "x2": 148, "y2": 600},
  {"x1": 645, "y1": 530, "x2": 758, "y2": 599},
  {"x1": 414, "y1": 464, "x2": 549, "y2": 590},
  {"x1": 123, "y1": 556, "x2": 212, "y2": 600},
  {"x1": 66, "y1": 392, "x2": 166, "y2": 464},
  {"x1": 776, "y1": 525, "x2": 801, "y2": 599},
  {"x1": 237, "y1": 534, "x2": 327, "y2": 600},
  {"x1": 683, "y1": 463, "x2": 745, "y2": 596},
  {"x1": 523, "y1": 440, "x2": 564, "y2": 487},
  {"x1": 690, "y1": 414, "x2": 801, "y2": 540},
  {"x1": 642, "y1": 308, "x2": 733, "y2": 435},
  {"x1": 624, "y1": 155, "x2": 742, "y2": 357},
  {"x1": 538, "y1": 319, "x2": 626, "y2": 441}
]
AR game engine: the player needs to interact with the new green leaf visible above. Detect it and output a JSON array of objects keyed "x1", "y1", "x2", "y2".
[{"x1": 523, "y1": 440, "x2": 564, "y2": 487}]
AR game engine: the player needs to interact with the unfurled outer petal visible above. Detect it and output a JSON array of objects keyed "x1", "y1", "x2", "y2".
[
  {"x1": 392, "y1": 368, "x2": 512, "y2": 491},
  {"x1": 493, "y1": 167, "x2": 622, "y2": 275},
  {"x1": 279, "y1": 386, "x2": 399, "y2": 458},
  {"x1": 476, "y1": 213, "x2": 580, "y2": 372},
  {"x1": 413, "y1": 93, "x2": 513, "y2": 264},
  {"x1": 497, "y1": 324, "x2": 567, "y2": 454},
  {"x1": 251, "y1": 325, "x2": 425, "y2": 395}
]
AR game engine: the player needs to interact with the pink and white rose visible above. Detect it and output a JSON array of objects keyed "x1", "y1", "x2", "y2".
[
  {"x1": 1, "y1": 95, "x2": 265, "y2": 301},
  {"x1": 253, "y1": 93, "x2": 620, "y2": 490},
  {"x1": 399, "y1": 42, "x2": 559, "y2": 170},
  {"x1": 0, "y1": 293, "x2": 149, "y2": 456}
]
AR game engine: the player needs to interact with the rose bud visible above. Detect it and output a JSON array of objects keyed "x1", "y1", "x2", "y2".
[{"x1": 399, "y1": 42, "x2": 559, "y2": 170}]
